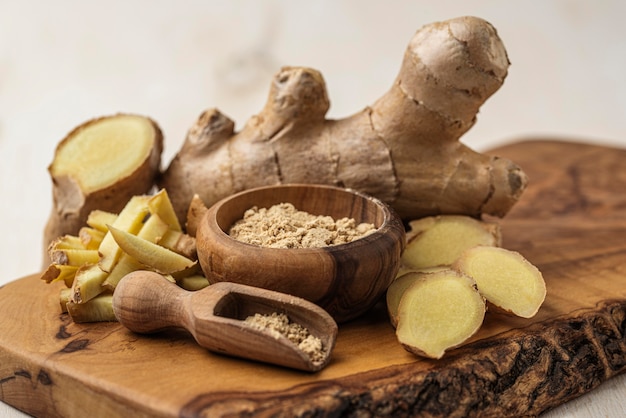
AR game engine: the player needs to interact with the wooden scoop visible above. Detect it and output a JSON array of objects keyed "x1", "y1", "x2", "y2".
[{"x1": 112, "y1": 271, "x2": 338, "y2": 372}]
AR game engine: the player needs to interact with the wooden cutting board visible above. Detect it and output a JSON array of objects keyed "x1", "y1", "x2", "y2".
[{"x1": 1, "y1": 140, "x2": 625, "y2": 417}]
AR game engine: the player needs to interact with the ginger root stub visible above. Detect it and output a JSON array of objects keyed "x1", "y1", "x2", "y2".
[{"x1": 44, "y1": 114, "x2": 163, "y2": 263}]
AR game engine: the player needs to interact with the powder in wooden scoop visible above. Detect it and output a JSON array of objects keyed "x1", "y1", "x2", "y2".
[
  {"x1": 228, "y1": 202, "x2": 376, "y2": 248},
  {"x1": 245, "y1": 312, "x2": 326, "y2": 365}
]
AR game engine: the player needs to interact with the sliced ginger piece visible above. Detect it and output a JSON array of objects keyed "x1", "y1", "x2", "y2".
[
  {"x1": 395, "y1": 270, "x2": 486, "y2": 359},
  {"x1": 71, "y1": 264, "x2": 108, "y2": 304},
  {"x1": 86, "y1": 210, "x2": 118, "y2": 232},
  {"x1": 98, "y1": 195, "x2": 151, "y2": 272},
  {"x1": 102, "y1": 213, "x2": 171, "y2": 290},
  {"x1": 48, "y1": 235, "x2": 84, "y2": 250},
  {"x1": 387, "y1": 270, "x2": 445, "y2": 328},
  {"x1": 102, "y1": 255, "x2": 143, "y2": 292},
  {"x1": 185, "y1": 194, "x2": 209, "y2": 237},
  {"x1": 177, "y1": 274, "x2": 210, "y2": 291},
  {"x1": 401, "y1": 215, "x2": 501, "y2": 270},
  {"x1": 79, "y1": 226, "x2": 106, "y2": 250},
  {"x1": 453, "y1": 246, "x2": 546, "y2": 318},
  {"x1": 49, "y1": 248, "x2": 100, "y2": 267},
  {"x1": 60, "y1": 288, "x2": 72, "y2": 313},
  {"x1": 148, "y1": 189, "x2": 182, "y2": 232},
  {"x1": 387, "y1": 274, "x2": 421, "y2": 328},
  {"x1": 66, "y1": 293, "x2": 116, "y2": 323},
  {"x1": 42, "y1": 187, "x2": 202, "y2": 323},
  {"x1": 158, "y1": 229, "x2": 197, "y2": 259},
  {"x1": 41, "y1": 264, "x2": 79, "y2": 287},
  {"x1": 108, "y1": 225, "x2": 196, "y2": 274}
]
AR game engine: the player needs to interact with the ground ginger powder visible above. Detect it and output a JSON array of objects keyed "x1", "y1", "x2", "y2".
[
  {"x1": 228, "y1": 202, "x2": 376, "y2": 248},
  {"x1": 245, "y1": 312, "x2": 326, "y2": 365}
]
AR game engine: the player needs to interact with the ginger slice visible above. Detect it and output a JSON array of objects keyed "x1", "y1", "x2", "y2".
[
  {"x1": 102, "y1": 212, "x2": 171, "y2": 290},
  {"x1": 66, "y1": 293, "x2": 116, "y2": 323},
  {"x1": 97, "y1": 195, "x2": 151, "y2": 272},
  {"x1": 386, "y1": 269, "x2": 446, "y2": 328},
  {"x1": 387, "y1": 273, "x2": 421, "y2": 328},
  {"x1": 107, "y1": 226, "x2": 196, "y2": 274},
  {"x1": 148, "y1": 189, "x2": 182, "y2": 232},
  {"x1": 86, "y1": 210, "x2": 119, "y2": 232},
  {"x1": 401, "y1": 215, "x2": 501, "y2": 270},
  {"x1": 71, "y1": 264, "x2": 108, "y2": 304},
  {"x1": 44, "y1": 114, "x2": 163, "y2": 264},
  {"x1": 395, "y1": 270, "x2": 486, "y2": 359},
  {"x1": 78, "y1": 227, "x2": 106, "y2": 250},
  {"x1": 453, "y1": 246, "x2": 546, "y2": 318}
]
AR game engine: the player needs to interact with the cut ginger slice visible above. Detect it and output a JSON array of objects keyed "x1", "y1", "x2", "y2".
[
  {"x1": 386, "y1": 269, "x2": 445, "y2": 328},
  {"x1": 395, "y1": 270, "x2": 486, "y2": 359},
  {"x1": 453, "y1": 246, "x2": 546, "y2": 318},
  {"x1": 401, "y1": 215, "x2": 501, "y2": 270},
  {"x1": 50, "y1": 115, "x2": 158, "y2": 193}
]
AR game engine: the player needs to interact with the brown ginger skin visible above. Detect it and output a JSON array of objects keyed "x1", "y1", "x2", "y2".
[{"x1": 160, "y1": 16, "x2": 526, "y2": 222}]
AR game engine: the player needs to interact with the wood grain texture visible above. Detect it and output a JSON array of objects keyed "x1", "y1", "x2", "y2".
[{"x1": 0, "y1": 140, "x2": 625, "y2": 417}]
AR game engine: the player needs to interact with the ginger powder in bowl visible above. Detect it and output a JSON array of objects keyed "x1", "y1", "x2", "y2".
[
  {"x1": 228, "y1": 202, "x2": 376, "y2": 249},
  {"x1": 196, "y1": 184, "x2": 405, "y2": 323}
]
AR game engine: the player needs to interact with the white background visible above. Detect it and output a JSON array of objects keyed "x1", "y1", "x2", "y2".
[{"x1": 1, "y1": 1, "x2": 625, "y2": 416}]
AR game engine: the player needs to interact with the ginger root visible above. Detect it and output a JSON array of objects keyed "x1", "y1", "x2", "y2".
[
  {"x1": 43, "y1": 114, "x2": 163, "y2": 263},
  {"x1": 160, "y1": 16, "x2": 527, "y2": 222}
]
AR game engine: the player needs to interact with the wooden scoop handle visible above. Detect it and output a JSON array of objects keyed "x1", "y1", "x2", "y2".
[
  {"x1": 112, "y1": 270, "x2": 193, "y2": 334},
  {"x1": 112, "y1": 270, "x2": 339, "y2": 372}
]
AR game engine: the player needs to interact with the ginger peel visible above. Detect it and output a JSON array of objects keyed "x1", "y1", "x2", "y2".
[{"x1": 159, "y1": 16, "x2": 527, "y2": 222}]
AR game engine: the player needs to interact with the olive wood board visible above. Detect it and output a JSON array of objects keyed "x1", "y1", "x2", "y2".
[{"x1": 1, "y1": 139, "x2": 625, "y2": 417}]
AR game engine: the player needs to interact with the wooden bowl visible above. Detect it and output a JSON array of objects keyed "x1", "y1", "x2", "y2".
[{"x1": 196, "y1": 184, "x2": 406, "y2": 323}]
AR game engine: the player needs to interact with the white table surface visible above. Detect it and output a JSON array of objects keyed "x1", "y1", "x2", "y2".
[{"x1": 1, "y1": 1, "x2": 625, "y2": 416}]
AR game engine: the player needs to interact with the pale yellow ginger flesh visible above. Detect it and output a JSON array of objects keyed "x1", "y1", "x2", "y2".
[
  {"x1": 387, "y1": 273, "x2": 420, "y2": 328},
  {"x1": 107, "y1": 226, "x2": 197, "y2": 275},
  {"x1": 401, "y1": 215, "x2": 501, "y2": 271},
  {"x1": 66, "y1": 294, "x2": 115, "y2": 322},
  {"x1": 386, "y1": 270, "x2": 445, "y2": 328},
  {"x1": 71, "y1": 264, "x2": 108, "y2": 304},
  {"x1": 453, "y1": 246, "x2": 546, "y2": 318},
  {"x1": 50, "y1": 115, "x2": 157, "y2": 193},
  {"x1": 98, "y1": 195, "x2": 151, "y2": 272},
  {"x1": 395, "y1": 270, "x2": 486, "y2": 359}
]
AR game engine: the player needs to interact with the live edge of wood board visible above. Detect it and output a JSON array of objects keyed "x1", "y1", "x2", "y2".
[{"x1": 1, "y1": 139, "x2": 625, "y2": 418}]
